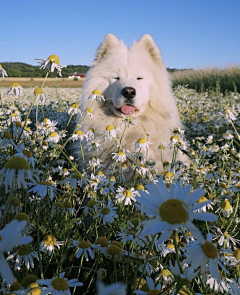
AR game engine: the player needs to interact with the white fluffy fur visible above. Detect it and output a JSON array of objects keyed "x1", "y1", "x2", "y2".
[{"x1": 77, "y1": 34, "x2": 188, "y2": 171}]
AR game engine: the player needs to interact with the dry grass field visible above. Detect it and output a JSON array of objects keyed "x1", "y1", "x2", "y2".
[{"x1": 0, "y1": 77, "x2": 84, "y2": 88}]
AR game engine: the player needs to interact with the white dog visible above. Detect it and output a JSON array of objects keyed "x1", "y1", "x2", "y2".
[{"x1": 76, "y1": 34, "x2": 188, "y2": 172}]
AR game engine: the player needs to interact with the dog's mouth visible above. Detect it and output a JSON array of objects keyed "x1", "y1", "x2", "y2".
[{"x1": 118, "y1": 104, "x2": 136, "y2": 115}]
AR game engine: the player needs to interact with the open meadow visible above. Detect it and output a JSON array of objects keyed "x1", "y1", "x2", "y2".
[{"x1": 0, "y1": 70, "x2": 239, "y2": 294}]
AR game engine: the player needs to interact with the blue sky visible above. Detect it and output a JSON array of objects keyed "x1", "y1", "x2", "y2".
[{"x1": 1, "y1": 0, "x2": 239, "y2": 69}]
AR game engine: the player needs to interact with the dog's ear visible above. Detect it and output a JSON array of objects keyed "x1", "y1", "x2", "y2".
[
  {"x1": 94, "y1": 34, "x2": 119, "y2": 63},
  {"x1": 138, "y1": 34, "x2": 162, "y2": 64}
]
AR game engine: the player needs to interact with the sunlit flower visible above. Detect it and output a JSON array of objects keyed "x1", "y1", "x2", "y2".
[
  {"x1": 39, "y1": 234, "x2": 63, "y2": 256},
  {"x1": 115, "y1": 186, "x2": 138, "y2": 205},
  {"x1": 47, "y1": 131, "x2": 60, "y2": 143},
  {"x1": 34, "y1": 87, "x2": 46, "y2": 105},
  {"x1": 183, "y1": 233, "x2": 229, "y2": 281},
  {"x1": 0, "y1": 64, "x2": 8, "y2": 77},
  {"x1": 37, "y1": 272, "x2": 83, "y2": 295},
  {"x1": 112, "y1": 150, "x2": 127, "y2": 162},
  {"x1": 7, "y1": 82, "x2": 23, "y2": 97},
  {"x1": 135, "y1": 138, "x2": 152, "y2": 153},
  {"x1": 68, "y1": 239, "x2": 95, "y2": 261},
  {"x1": 88, "y1": 89, "x2": 105, "y2": 102},
  {"x1": 220, "y1": 199, "x2": 233, "y2": 218},
  {"x1": 105, "y1": 125, "x2": 118, "y2": 141},
  {"x1": 0, "y1": 130, "x2": 14, "y2": 150},
  {"x1": 135, "y1": 177, "x2": 218, "y2": 244},
  {"x1": 71, "y1": 129, "x2": 86, "y2": 142},
  {"x1": 67, "y1": 102, "x2": 82, "y2": 115},
  {"x1": 36, "y1": 54, "x2": 67, "y2": 76}
]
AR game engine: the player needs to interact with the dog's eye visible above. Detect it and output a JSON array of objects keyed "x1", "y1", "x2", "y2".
[{"x1": 137, "y1": 77, "x2": 143, "y2": 80}]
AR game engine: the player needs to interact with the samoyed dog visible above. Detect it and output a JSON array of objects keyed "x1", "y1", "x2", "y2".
[{"x1": 76, "y1": 34, "x2": 188, "y2": 173}]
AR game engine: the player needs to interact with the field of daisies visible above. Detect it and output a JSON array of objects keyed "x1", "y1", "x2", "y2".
[{"x1": 0, "y1": 59, "x2": 239, "y2": 295}]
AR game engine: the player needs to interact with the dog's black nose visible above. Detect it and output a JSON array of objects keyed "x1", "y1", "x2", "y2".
[{"x1": 121, "y1": 87, "x2": 136, "y2": 100}]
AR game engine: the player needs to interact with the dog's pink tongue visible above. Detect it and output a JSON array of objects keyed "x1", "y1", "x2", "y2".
[{"x1": 120, "y1": 105, "x2": 135, "y2": 114}]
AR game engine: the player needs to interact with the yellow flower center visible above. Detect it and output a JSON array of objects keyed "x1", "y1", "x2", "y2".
[
  {"x1": 92, "y1": 89, "x2": 101, "y2": 95},
  {"x1": 166, "y1": 243, "x2": 175, "y2": 249},
  {"x1": 47, "y1": 54, "x2": 60, "y2": 65},
  {"x1": 201, "y1": 241, "x2": 218, "y2": 259},
  {"x1": 95, "y1": 237, "x2": 109, "y2": 247},
  {"x1": 111, "y1": 240, "x2": 122, "y2": 248},
  {"x1": 10, "y1": 197, "x2": 20, "y2": 206},
  {"x1": 106, "y1": 245, "x2": 121, "y2": 255},
  {"x1": 10, "y1": 281, "x2": 21, "y2": 291},
  {"x1": 110, "y1": 176, "x2": 116, "y2": 181},
  {"x1": 71, "y1": 173, "x2": 82, "y2": 180},
  {"x1": 136, "y1": 184, "x2": 145, "y2": 191},
  {"x1": 50, "y1": 132, "x2": 58, "y2": 138},
  {"x1": 147, "y1": 290, "x2": 161, "y2": 295},
  {"x1": 86, "y1": 199, "x2": 96, "y2": 207},
  {"x1": 101, "y1": 207, "x2": 110, "y2": 215},
  {"x1": 197, "y1": 196, "x2": 208, "y2": 203},
  {"x1": 39, "y1": 181, "x2": 53, "y2": 186},
  {"x1": 10, "y1": 121, "x2": 22, "y2": 128},
  {"x1": 171, "y1": 135, "x2": 179, "y2": 141},
  {"x1": 34, "y1": 88, "x2": 44, "y2": 95},
  {"x1": 159, "y1": 199, "x2": 189, "y2": 224},
  {"x1": 51, "y1": 278, "x2": 69, "y2": 291},
  {"x1": 89, "y1": 128, "x2": 94, "y2": 132},
  {"x1": 54, "y1": 202, "x2": 64, "y2": 208},
  {"x1": 21, "y1": 274, "x2": 39, "y2": 289},
  {"x1": 43, "y1": 118, "x2": 50, "y2": 123},
  {"x1": 11, "y1": 82, "x2": 21, "y2": 87},
  {"x1": 13, "y1": 212, "x2": 30, "y2": 225},
  {"x1": 98, "y1": 171, "x2": 104, "y2": 176},
  {"x1": 27, "y1": 287, "x2": 42, "y2": 295},
  {"x1": 160, "y1": 269, "x2": 171, "y2": 277},
  {"x1": 123, "y1": 190, "x2": 132, "y2": 198},
  {"x1": 17, "y1": 245, "x2": 32, "y2": 255},
  {"x1": 78, "y1": 241, "x2": 90, "y2": 248},
  {"x1": 221, "y1": 199, "x2": 232, "y2": 210},
  {"x1": 43, "y1": 234, "x2": 56, "y2": 246},
  {"x1": 2, "y1": 130, "x2": 11, "y2": 139},
  {"x1": 164, "y1": 172, "x2": 174, "y2": 179},
  {"x1": 233, "y1": 248, "x2": 240, "y2": 259},
  {"x1": 118, "y1": 151, "x2": 125, "y2": 156},
  {"x1": 86, "y1": 108, "x2": 92, "y2": 113},
  {"x1": 4, "y1": 156, "x2": 30, "y2": 170},
  {"x1": 138, "y1": 138, "x2": 146, "y2": 144},
  {"x1": 63, "y1": 201, "x2": 72, "y2": 208},
  {"x1": 23, "y1": 149, "x2": 32, "y2": 158},
  {"x1": 71, "y1": 102, "x2": 79, "y2": 108},
  {"x1": 129, "y1": 218, "x2": 140, "y2": 227},
  {"x1": 106, "y1": 125, "x2": 114, "y2": 131}
]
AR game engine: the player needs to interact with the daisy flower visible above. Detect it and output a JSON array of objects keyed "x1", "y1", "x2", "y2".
[
  {"x1": 0, "y1": 64, "x2": 8, "y2": 77},
  {"x1": 88, "y1": 89, "x2": 105, "y2": 102},
  {"x1": 105, "y1": 125, "x2": 118, "y2": 141},
  {"x1": 135, "y1": 177, "x2": 218, "y2": 244},
  {"x1": 47, "y1": 131, "x2": 61, "y2": 143},
  {"x1": 36, "y1": 54, "x2": 67, "y2": 76},
  {"x1": 68, "y1": 239, "x2": 95, "y2": 261},
  {"x1": 169, "y1": 260, "x2": 198, "y2": 285},
  {"x1": 37, "y1": 272, "x2": 83, "y2": 295},
  {"x1": 0, "y1": 130, "x2": 14, "y2": 150},
  {"x1": 93, "y1": 200, "x2": 118, "y2": 225},
  {"x1": 0, "y1": 219, "x2": 32, "y2": 284},
  {"x1": 85, "y1": 107, "x2": 93, "y2": 119},
  {"x1": 219, "y1": 107, "x2": 237, "y2": 123},
  {"x1": 7, "y1": 82, "x2": 23, "y2": 97},
  {"x1": 28, "y1": 180, "x2": 59, "y2": 201},
  {"x1": 34, "y1": 87, "x2": 46, "y2": 105},
  {"x1": 183, "y1": 233, "x2": 229, "y2": 281},
  {"x1": 67, "y1": 102, "x2": 82, "y2": 115},
  {"x1": 39, "y1": 234, "x2": 63, "y2": 256},
  {"x1": 134, "y1": 276, "x2": 161, "y2": 294},
  {"x1": 112, "y1": 150, "x2": 127, "y2": 163},
  {"x1": 0, "y1": 156, "x2": 40, "y2": 193},
  {"x1": 135, "y1": 138, "x2": 152, "y2": 153},
  {"x1": 70, "y1": 129, "x2": 86, "y2": 142},
  {"x1": 96, "y1": 281, "x2": 126, "y2": 295},
  {"x1": 115, "y1": 186, "x2": 138, "y2": 206},
  {"x1": 7, "y1": 244, "x2": 39, "y2": 271}
]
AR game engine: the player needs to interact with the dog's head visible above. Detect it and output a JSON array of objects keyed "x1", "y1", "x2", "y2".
[{"x1": 91, "y1": 34, "x2": 165, "y2": 118}]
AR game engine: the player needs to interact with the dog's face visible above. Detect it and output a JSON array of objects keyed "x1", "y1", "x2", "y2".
[{"x1": 92, "y1": 34, "x2": 163, "y2": 118}]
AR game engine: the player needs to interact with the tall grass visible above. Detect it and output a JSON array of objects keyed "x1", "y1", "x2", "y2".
[{"x1": 171, "y1": 66, "x2": 240, "y2": 93}]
